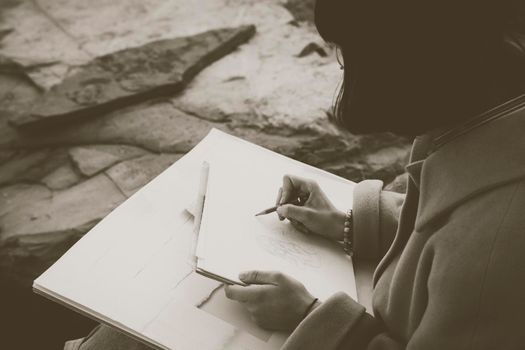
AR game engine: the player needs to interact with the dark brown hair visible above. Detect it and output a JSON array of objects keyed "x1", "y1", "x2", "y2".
[{"x1": 315, "y1": 0, "x2": 525, "y2": 135}]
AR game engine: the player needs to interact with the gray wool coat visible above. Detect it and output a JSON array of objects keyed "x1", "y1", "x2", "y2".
[{"x1": 283, "y1": 95, "x2": 525, "y2": 350}]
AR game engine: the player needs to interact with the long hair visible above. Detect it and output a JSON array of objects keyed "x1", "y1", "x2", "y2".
[{"x1": 315, "y1": 0, "x2": 525, "y2": 135}]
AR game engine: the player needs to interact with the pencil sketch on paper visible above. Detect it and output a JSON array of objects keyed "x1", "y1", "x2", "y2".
[{"x1": 256, "y1": 235, "x2": 322, "y2": 268}]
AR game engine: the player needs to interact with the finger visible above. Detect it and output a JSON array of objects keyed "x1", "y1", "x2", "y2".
[
  {"x1": 281, "y1": 175, "x2": 309, "y2": 204},
  {"x1": 275, "y1": 187, "x2": 283, "y2": 205},
  {"x1": 281, "y1": 175, "x2": 317, "y2": 205},
  {"x1": 224, "y1": 284, "x2": 273, "y2": 302},
  {"x1": 276, "y1": 204, "x2": 312, "y2": 223},
  {"x1": 280, "y1": 175, "x2": 296, "y2": 205},
  {"x1": 239, "y1": 270, "x2": 283, "y2": 285},
  {"x1": 275, "y1": 187, "x2": 285, "y2": 220}
]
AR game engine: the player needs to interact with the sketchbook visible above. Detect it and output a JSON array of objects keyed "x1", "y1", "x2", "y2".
[
  {"x1": 33, "y1": 129, "x2": 356, "y2": 350},
  {"x1": 195, "y1": 135, "x2": 356, "y2": 301}
]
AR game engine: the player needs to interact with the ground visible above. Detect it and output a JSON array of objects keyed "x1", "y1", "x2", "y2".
[{"x1": 0, "y1": 1, "x2": 410, "y2": 348}]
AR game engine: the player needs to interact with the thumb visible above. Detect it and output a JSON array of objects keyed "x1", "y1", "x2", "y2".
[
  {"x1": 276, "y1": 204, "x2": 311, "y2": 223},
  {"x1": 239, "y1": 271, "x2": 283, "y2": 285}
]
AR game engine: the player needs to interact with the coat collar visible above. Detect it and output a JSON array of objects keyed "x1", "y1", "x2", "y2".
[{"x1": 413, "y1": 96, "x2": 525, "y2": 231}]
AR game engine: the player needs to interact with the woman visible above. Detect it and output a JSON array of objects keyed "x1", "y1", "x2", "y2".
[
  {"x1": 225, "y1": 0, "x2": 525, "y2": 349},
  {"x1": 70, "y1": 1, "x2": 525, "y2": 349}
]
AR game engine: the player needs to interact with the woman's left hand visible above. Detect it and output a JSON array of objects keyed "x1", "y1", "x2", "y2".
[{"x1": 224, "y1": 271, "x2": 318, "y2": 331}]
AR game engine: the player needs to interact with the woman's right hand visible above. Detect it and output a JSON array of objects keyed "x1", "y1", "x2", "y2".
[{"x1": 275, "y1": 175, "x2": 346, "y2": 242}]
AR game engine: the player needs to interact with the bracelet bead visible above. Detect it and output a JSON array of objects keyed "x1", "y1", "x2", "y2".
[{"x1": 343, "y1": 209, "x2": 353, "y2": 256}]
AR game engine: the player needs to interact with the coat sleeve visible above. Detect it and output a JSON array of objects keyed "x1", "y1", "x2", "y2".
[
  {"x1": 284, "y1": 181, "x2": 525, "y2": 350},
  {"x1": 282, "y1": 179, "x2": 406, "y2": 350},
  {"x1": 282, "y1": 292, "x2": 388, "y2": 350},
  {"x1": 352, "y1": 180, "x2": 405, "y2": 261},
  {"x1": 283, "y1": 218, "x2": 525, "y2": 350}
]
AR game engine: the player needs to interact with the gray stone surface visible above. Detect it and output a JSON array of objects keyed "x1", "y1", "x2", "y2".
[
  {"x1": 69, "y1": 144, "x2": 148, "y2": 177},
  {"x1": 105, "y1": 153, "x2": 182, "y2": 197},
  {"x1": 0, "y1": 28, "x2": 13, "y2": 41},
  {"x1": 0, "y1": 3, "x2": 416, "y2": 348},
  {"x1": 10, "y1": 25, "x2": 256, "y2": 128},
  {"x1": 283, "y1": 0, "x2": 316, "y2": 24},
  {"x1": 0, "y1": 175, "x2": 126, "y2": 285},
  {"x1": 0, "y1": 52, "x2": 57, "y2": 76},
  {"x1": 297, "y1": 42, "x2": 327, "y2": 57},
  {"x1": 1, "y1": 102, "x2": 220, "y2": 153},
  {"x1": 0, "y1": 175, "x2": 125, "y2": 242},
  {"x1": 0, "y1": 54, "x2": 24, "y2": 73},
  {"x1": 0, "y1": 71, "x2": 41, "y2": 115},
  {"x1": 0, "y1": 148, "x2": 70, "y2": 186},
  {"x1": 41, "y1": 162, "x2": 83, "y2": 190},
  {"x1": 0, "y1": 0, "x2": 411, "y2": 295}
]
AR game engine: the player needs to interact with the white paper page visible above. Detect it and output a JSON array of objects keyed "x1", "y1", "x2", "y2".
[
  {"x1": 197, "y1": 138, "x2": 356, "y2": 301},
  {"x1": 34, "y1": 130, "x2": 284, "y2": 350}
]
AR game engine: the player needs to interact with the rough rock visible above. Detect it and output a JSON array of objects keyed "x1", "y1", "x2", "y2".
[
  {"x1": 320, "y1": 144, "x2": 411, "y2": 183},
  {"x1": 361, "y1": 145, "x2": 411, "y2": 180},
  {"x1": 297, "y1": 42, "x2": 327, "y2": 57},
  {"x1": 0, "y1": 183, "x2": 51, "y2": 219},
  {"x1": 69, "y1": 144, "x2": 148, "y2": 177},
  {"x1": 0, "y1": 53, "x2": 57, "y2": 77},
  {"x1": 0, "y1": 175, "x2": 127, "y2": 285},
  {"x1": 0, "y1": 4, "x2": 414, "y2": 347},
  {"x1": 0, "y1": 71, "x2": 41, "y2": 114},
  {"x1": 0, "y1": 1, "x2": 285, "y2": 91},
  {"x1": 0, "y1": 174, "x2": 125, "y2": 241},
  {"x1": 105, "y1": 153, "x2": 183, "y2": 197},
  {"x1": 0, "y1": 54, "x2": 25, "y2": 74},
  {"x1": 9, "y1": 25, "x2": 256, "y2": 128},
  {"x1": 168, "y1": 7, "x2": 340, "y2": 136},
  {"x1": 0, "y1": 149, "x2": 50, "y2": 184},
  {"x1": 0, "y1": 0, "x2": 412, "y2": 292},
  {"x1": 0, "y1": 148, "x2": 69, "y2": 186},
  {"x1": 0, "y1": 150, "x2": 184, "y2": 286},
  {"x1": 1, "y1": 102, "x2": 221, "y2": 153},
  {"x1": 0, "y1": 0, "x2": 91, "y2": 81},
  {"x1": 41, "y1": 163, "x2": 83, "y2": 190},
  {"x1": 0, "y1": 28, "x2": 13, "y2": 42},
  {"x1": 283, "y1": 0, "x2": 316, "y2": 24}
]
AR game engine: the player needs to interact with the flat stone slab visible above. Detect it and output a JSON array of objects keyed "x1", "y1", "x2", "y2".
[
  {"x1": 0, "y1": 0, "x2": 412, "y2": 294},
  {"x1": 9, "y1": 25, "x2": 256, "y2": 128},
  {"x1": 0, "y1": 28, "x2": 13, "y2": 41},
  {"x1": 41, "y1": 163, "x2": 83, "y2": 190},
  {"x1": 0, "y1": 175, "x2": 126, "y2": 285},
  {"x1": 1, "y1": 102, "x2": 220, "y2": 153},
  {"x1": 69, "y1": 144, "x2": 148, "y2": 177},
  {"x1": 283, "y1": 0, "x2": 316, "y2": 23},
  {"x1": 0, "y1": 148, "x2": 70, "y2": 186},
  {"x1": 105, "y1": 153, "x2": 182, "y2": 197}
]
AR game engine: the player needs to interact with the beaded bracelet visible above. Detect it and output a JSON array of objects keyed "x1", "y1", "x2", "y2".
[{"x1": 343, "y1": 209, "x2": 353, "y2": 256}]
